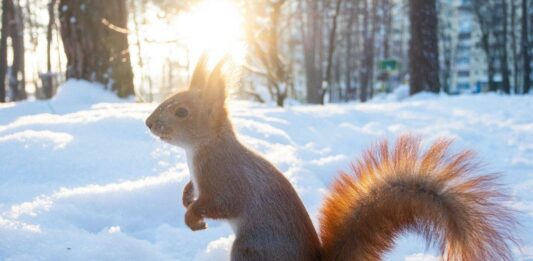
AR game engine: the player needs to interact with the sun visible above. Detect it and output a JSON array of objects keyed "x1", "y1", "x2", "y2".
[
  {"x1": 176, "y1": 0, "x2": 246, "y2": 64},
  {"x1": 132, "y1": 0, "x2": 246, "y2": 98}
]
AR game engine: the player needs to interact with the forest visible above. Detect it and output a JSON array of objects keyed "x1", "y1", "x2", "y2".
[{"x1": 0, "y1": 0, "x2": 532, "y2": 107}]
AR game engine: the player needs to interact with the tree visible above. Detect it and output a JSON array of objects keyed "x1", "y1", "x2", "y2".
[
  {"x1": 472, "y1": 0, "x2": 513, "y2": 94},
  {"x1": 500, "y1": 0, "x2": 511, "y2": 94},
  {"x1": 511, "y1": 0, "x2": 519, "y2": 93},
  {"x1": 0, "y1": 0, "x2": 26, "y2": 102},
  {"x1": 409, "y1": 0, "x2": 439, "y2": 95},
  {"x1": 299, "y1": 0, "x2": 325, "y2": 104},
  {"x1": 58, "y1": 0, "x2": 134, "y2": 97},
  {"x1": 522, "y1": 0, "x2": 531, "y2": 94},
  {"x1": 0, "y1": 0, "x2": 8, "y2": 102},
  {"x1": 42, "y1": 0, "x2": 58, "y2": 99},
  {"x1": 322, "y1": 0, "x2": 343, "y2": 104},
  {"x1": 438, "y1": 1, "x2": 455, "y2": 94},
  {"x1": 359, "y1": 0, "x2": 379, "y2": 101},
  {"x1": 244, "y1": 0, "x2": 291, "y2": 107},
  {"x1": 342, "y1": 0, "x2": 358, "y2": 101},
  {"x1": 381, "y1": 0, "x2": 393, "y2": 59},
  {"x1": 472, "y1": 0, "x2": 497, "y2": 92}
]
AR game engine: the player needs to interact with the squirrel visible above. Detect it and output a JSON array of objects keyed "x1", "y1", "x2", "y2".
[{"x1": 146, "y1": 55, "x2": 518, "y2": 261}]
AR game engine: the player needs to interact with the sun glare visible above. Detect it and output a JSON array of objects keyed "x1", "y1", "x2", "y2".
[
  {"x1": 177, "y1": 0, "x2": 245, "y2": 64},
  {"x1": 134, "y1": 0, "x2": 245, "y2": 97}
]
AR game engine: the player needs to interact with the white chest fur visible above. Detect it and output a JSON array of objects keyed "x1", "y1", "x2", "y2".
[
  {"x1": 185, "y1": 150, "x2": 200, "y2": 198},
  {"x1": 227, "y1": 218, "x2": 240, "y2": 234}
]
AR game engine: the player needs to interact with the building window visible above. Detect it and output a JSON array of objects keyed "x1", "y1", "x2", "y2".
[
  {"x1": 458, "y1": 71, "x2": 470, "y2": 77},
  {"x1": 457, "y1": 57, "x2": 470, "y2": 64},
  {"x1": 457, "y1": 83, "x2": 470, "y2": 90},
  {"x1": 459, "y1": 32, "x2": 471, "y2": 40}
]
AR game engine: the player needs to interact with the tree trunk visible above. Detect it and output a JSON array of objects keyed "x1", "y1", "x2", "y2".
[
  {"x1": 344, "y1": 1, "x2": 357, "y2": 101},
  {"x1": 0, "y1": 0, "x2": 25, "y2": 102},
  {"x1": 523, "y1": 0, "x2": 531, "y2": 94},
  {"x1": 382, "y1": 0, "x2": 392, "y2": 59},
  {"x1": 47, "y1": 0, "x2": 57, "y2": 73},
  {"x1": 438, "y1": 3, "x2": 453, "y2": 94},
  {"x1": 368, "y1": 0, "x2": 379, "y2": 99},
  {"x1": 58, "y1": 0, "x2": 134, "y2": 97},
  {"x1": 276, "y1": 90, "x2": 286, "y2": 107},
  {"x1": 511, "y1": 0, "x2": 519, "y2": 93},
  {"x1": 9, "y1": 0, "x2": 25, "y2": 101},
  {"x1": 321, "y1": 0, "x2": 343, "y2": 104},
  {"x1": 358, "y1": 0, "x2": 379, "y2": 102},
  {"x1": 484, "y1": 33, "x2": 497, "y2": 92},
  {"x1": 300, "y1": 0, "x2": 323, "y2": 104},
  {"x1": 500, "y1": 0, "x2": 511, "y2": 94},
  {"x1": 409, "y1": 0, "x2": 440, "y2": 95},
  {"x1": 359, "y1": 0, "x2": 370, "y2": 102},
  {"x1": 0, "y1": 0, "x2": 9, "y2": 102},
  {"x1": 130, "y1": 0, "x2": 151, "y2": 101},
  {"x1": 43, "y1": 0, "x2": 58, "y2": 99},
  {"x1": 473, "y1": 0, "x2": 497, "y2": 92},
  {"x1": 487, "y1": 32, "x2": 497, "y2": 92}
]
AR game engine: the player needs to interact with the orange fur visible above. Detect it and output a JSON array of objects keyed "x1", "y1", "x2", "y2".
[{"x1": 320, "y1": 136, "x2": 518, "y2": 261}]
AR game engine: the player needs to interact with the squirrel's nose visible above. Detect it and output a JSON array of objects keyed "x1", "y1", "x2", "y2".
[{"x1": 145, "y1": 118, "x2": 153, "y2": 129}]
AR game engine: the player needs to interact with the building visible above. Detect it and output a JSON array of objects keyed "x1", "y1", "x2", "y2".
[
  {"x1": 441, "y1": 0, "x2": 533, "y2": 94},
  {"x1": 439, "y1": 0, "x2": 489, "y2": 94}
]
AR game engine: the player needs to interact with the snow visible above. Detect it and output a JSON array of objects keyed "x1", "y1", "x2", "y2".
[{"x1": 1, "y1": 80, "x2": 532, "y2": 260}]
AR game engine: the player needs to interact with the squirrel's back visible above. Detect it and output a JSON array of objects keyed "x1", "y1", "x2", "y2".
[{"x1": 319, "y1": 135, "x2": 517, "y2": 261}]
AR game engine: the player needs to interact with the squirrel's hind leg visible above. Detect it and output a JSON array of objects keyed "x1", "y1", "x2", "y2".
[
  {"x1": 230, "y1": 236, "x2": 306, "y2": 261},
  {"x1": 230, "y1": 239, "x2": 270, "y2": 261}
]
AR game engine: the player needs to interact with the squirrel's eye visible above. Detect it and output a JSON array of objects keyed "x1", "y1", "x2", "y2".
[{"x1": 175, "y1": 107, "x2": 189, "y2": 118}]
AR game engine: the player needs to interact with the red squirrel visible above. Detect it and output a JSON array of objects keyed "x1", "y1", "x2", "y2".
[{"x1": 146, "y1": 55, "x2": 517, "y2": 260}]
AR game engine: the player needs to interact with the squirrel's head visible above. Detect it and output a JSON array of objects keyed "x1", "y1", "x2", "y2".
[{"x1": 145, "y1": 54, "x2": 230, "y2": 148}]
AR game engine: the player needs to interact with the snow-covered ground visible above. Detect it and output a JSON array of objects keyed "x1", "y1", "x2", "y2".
[{"x1": 1, "y1": 80, "x2": 532, "y2": 260}]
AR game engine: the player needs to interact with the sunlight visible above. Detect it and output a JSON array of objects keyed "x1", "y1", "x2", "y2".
[
  {"x1": 130, "y1": 0, "x2": 246, "y2": 98},
  {"x1": 177, "y1": 0, "x2": 246, "y2": 63},
  {"x1": 143, "y1": 0, "x2": 245, "y2": 67}
]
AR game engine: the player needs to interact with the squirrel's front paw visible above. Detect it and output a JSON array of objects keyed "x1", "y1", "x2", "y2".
[
  {"x1": 188, "y1": 220, "x2": 207, "y2": 231},
  {"x1": 183, "y1": 193, "x2": 195, "y2": 208},
  {"x1": 182, "y1": 182, "x2": 195, "y2": 208},
  {"x1": 185, "y1": 209, "x2": 207, "y2": 231}
]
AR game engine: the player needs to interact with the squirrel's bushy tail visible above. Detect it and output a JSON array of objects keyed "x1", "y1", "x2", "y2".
[{"x1": 319, "y1": 135, "x2": 518, "y2": 261}]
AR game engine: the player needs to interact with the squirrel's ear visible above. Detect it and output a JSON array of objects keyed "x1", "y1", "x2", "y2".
[
  {"x1": 203, "y1": 55, "x2": 229, "y2": 105},
  {"x1": 189, "y1": 53, "x2": 209, "y2": 90}
]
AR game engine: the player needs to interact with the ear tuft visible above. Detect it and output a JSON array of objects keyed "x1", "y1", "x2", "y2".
[
  {"x1": 204, "y1": 54, "x2": 230, "y2": 103},
  {"x1": 189, "y1": 53, "x2": 210, "y2": 89}
]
